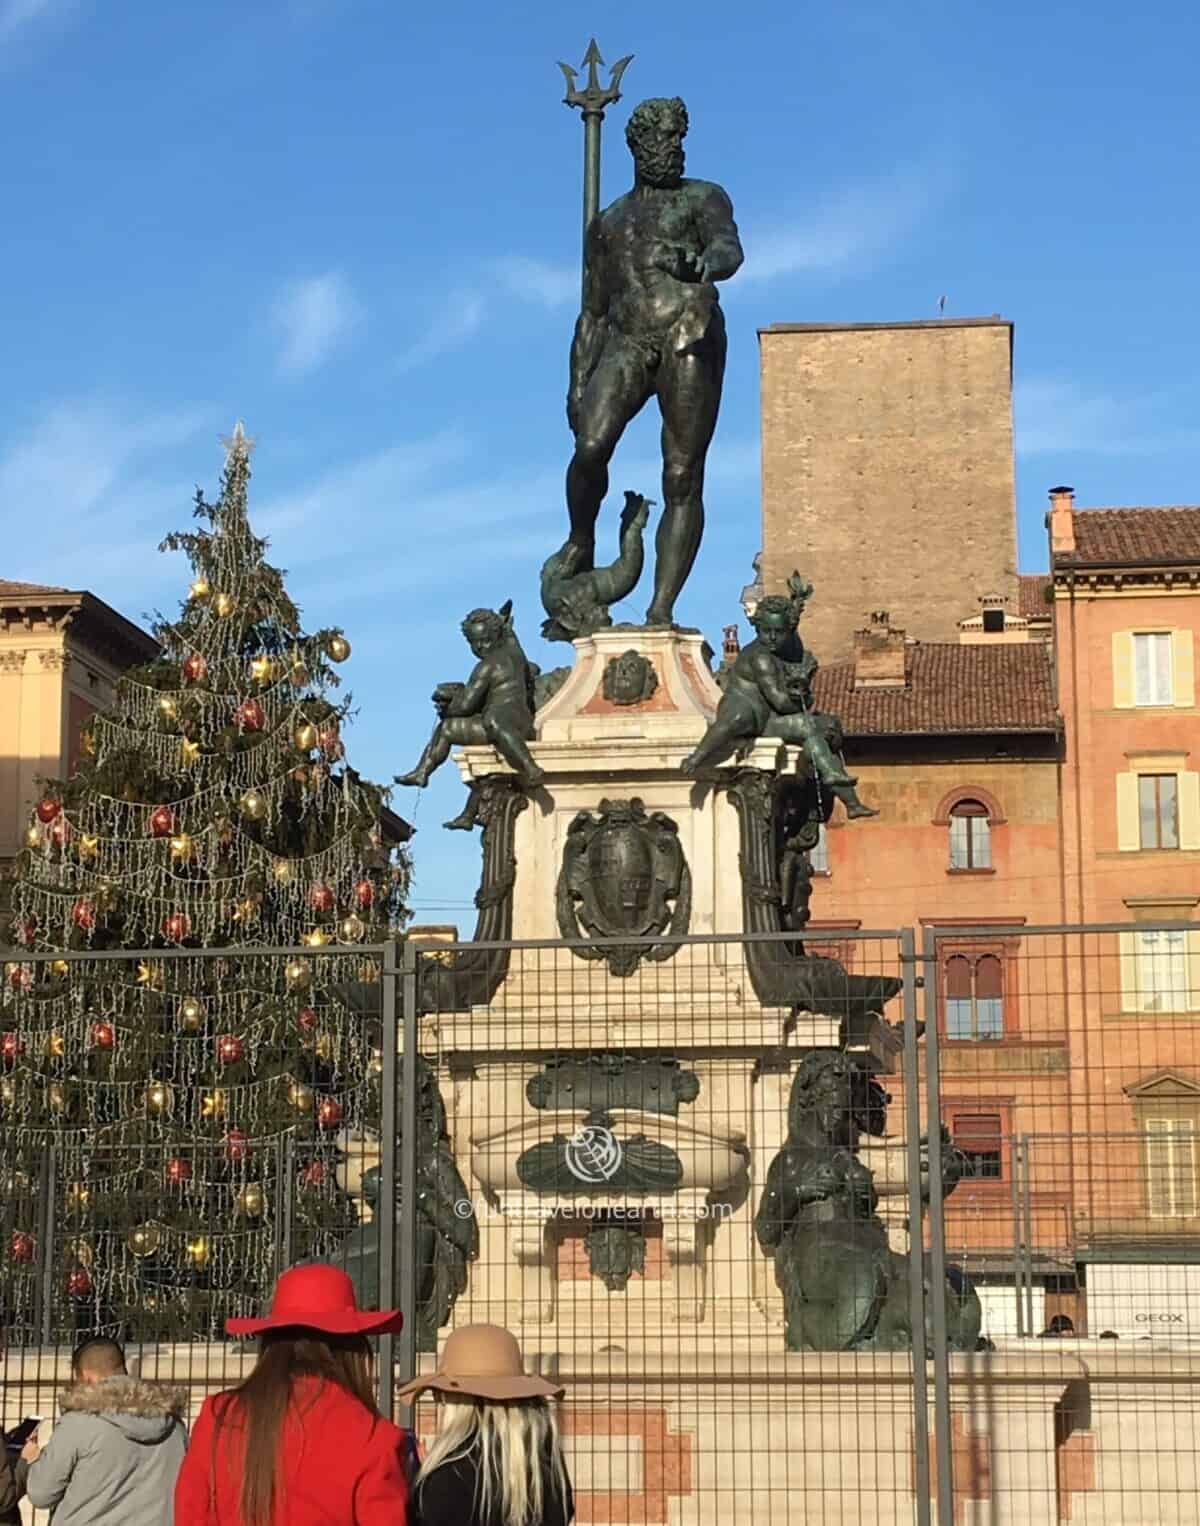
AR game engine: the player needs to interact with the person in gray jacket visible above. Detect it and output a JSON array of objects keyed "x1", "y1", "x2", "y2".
[{"x1": 21, "y1": 1337, "x2": 187, "y2": 1526}]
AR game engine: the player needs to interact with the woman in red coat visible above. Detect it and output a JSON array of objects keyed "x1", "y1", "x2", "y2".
[{"x1": 175, "y1": 1263, "x2": 409, "y2": 1526}]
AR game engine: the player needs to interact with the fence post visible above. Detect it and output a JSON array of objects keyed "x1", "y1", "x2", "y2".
[
  {"x1": 395, "y1": 940, "x2": 421, "y2": 1425},
  {"x1": 902, "y1": 928, "x2": 933, "y2": 1526},
  {"x1": 922, "y1": 926, "x2": 955, "y2": 1526},
  {"x1": 376, "y1": 940, "x2": 400, "y2": 1419}
]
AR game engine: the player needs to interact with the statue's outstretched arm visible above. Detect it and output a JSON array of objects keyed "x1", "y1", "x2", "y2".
[{"x1": 697, "y1": 185, "x2": 744, "y2": 282}]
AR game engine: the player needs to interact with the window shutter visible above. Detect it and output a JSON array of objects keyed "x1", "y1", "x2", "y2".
[
  {"x1": 944, "y1": 957, "x2": 972, "y2": 998},
  {"x1": 1179, "y1": 771, "x2": 1200, "y2": 852},
  {"x1": 1174, "y1": 630, "x2": 1196, "y2": 709},
  {"x1": 1113, "y1": 631, "x2": 1135, "y2": 708},
  {"x1": 1146, "y1": 1120, "x2": 1173, "y2": 1218},
  {"x1": 954, "y1": 1114, "x2": 1003, "y2": 1152},
  {"x1": 1119, "y1": 931, "x2": 1140, "y2": 1013},
  {"x1": 1116, "y1": 772, "x2": 1141, "y2": 852},
  {"x1": 1188, "y1": 932, "x2": 1200, "y2": 1013}
]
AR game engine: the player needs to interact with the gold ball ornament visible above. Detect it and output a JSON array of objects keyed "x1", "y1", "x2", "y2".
[
  {"x1": 80, "y1": 727, "x2": 97, "y2": 758},
  {"x1": 338, "y1": 914, "x2": 366, "y2": 944},
  {"x1": 0, "y1": 1078, "x2": 16, "y2": 1107},
  {"x1": 287, "y1": 1079, "x2": 314, "y2": 1113},
  {"x1": 326, "y1": 634, "x2": 351, "y2": 663},
  {"x1": 249, "y1": 655, "x2": 275, "y2": 684},
  {"x1": 127, "y1": 1223, "x2": 162, "y2": 1259},
  {"x1": 294, "y1": 722, "x2": 318, "y2": 752},
  {"x1": 232, "y1": 897, "x2": 260, "y2": 925},
  {"x1": 314, "y1": 1033, "x2": 335, "y2": 1063},
  {"x1": 46, "y1": 1081, "x2": 68, "y2": 1114},
  {"x1": 144, "y1": 1080, "x2": 174, "y2": 1116},
  {"x1": 180, "y1": 739, "x2": 201, "y2": 767},
  {"x1": 43, "y1": 1030, "x2": 66, "y2": 1058},
  {"x1": 158, "y1": 695, "x2": 178, "y2": 721},
  {"x1": 51, "y1": 959, "x2": 69, "y2": 978},
  {"x1": 78, "y1": 834, "x2": 100, "y2": 862},
  {"x1": 201, "y1": 1088, "x2": 227, "y2": 1120},
  {"x1": 23, "y1": 825, "x2": 41, "y2": 850},
  {"x1": 236, "y1": 1183, "x2": 266, "y2": 1218},
  {"x1": 288, "y1": 654, "x2": 310, "y2": 687},
  {"x1": 271, "y1": 859, "x2": 294, "y2": 884},
  {"x1": 184, "y1": 1235, "x2": 211, "y2": 1269},
  {"x1": 179, "y1": 996, "x2": 205, "y2": 1033},
  {"x1": 240, "y1": 789, "x2": 267, "y2": 822},
  {"x1": 64, "y1": 1236, "x2": 95, "y2": 1269},
  {"x1": 302, "y1": 928, "x2": 330, "y2": 949},
  {"x1": 284, "y1": 958, "x2": 312, "y2": 992},
  {"x1": 169, "y1": 833, "x2": 196, "y2": 865},
  {"x1": 188, "y1": 576, "x2": 212, "y2": 602},
  {"x1": 214, "y1": 592, "x2": 236, "y2": 618},
  {"x1": 65, "y1": 1182, "x2": 90, "y2": 1211}
]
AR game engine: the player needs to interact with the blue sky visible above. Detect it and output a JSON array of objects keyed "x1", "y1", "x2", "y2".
[{"x1": 3, "y1": 0, "x2": 1200, "y2": 917}]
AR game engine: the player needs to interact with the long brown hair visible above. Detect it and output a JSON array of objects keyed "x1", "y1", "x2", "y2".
[{"x1": 214, "y1": 1329, "x2": 377, "y2": 1526}]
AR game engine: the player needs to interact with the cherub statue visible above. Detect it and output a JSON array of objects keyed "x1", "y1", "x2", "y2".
[
  {"x1": 395, "y1": 602, "x2": 543, "y2": 794},
  {"x1": 681, "y1": 573, "x2": 878, "y2": 819},
  {"x1": 540, "y1": 492, "x2": 650, "y2": 643}
]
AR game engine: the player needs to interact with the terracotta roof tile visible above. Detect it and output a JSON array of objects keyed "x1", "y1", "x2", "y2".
[
  {"x1": 812, "y1": 642, "x2": 1059, "y2": 736},
  {"x1": 1018, "y1": 574, "x2": 1051, "y2": 620},
  {"x1": 1057, "y1": 507, "x2": 1200, "y2": 566},
  {"x1": 0, "y1": 578, "x2": 72, "y2": 598}
]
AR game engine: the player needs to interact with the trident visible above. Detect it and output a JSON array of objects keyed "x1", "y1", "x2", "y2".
[{"x1": 558, "y1": 38, "x2": 633, "y2": 303}]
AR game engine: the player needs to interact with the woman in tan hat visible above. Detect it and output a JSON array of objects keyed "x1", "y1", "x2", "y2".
[
  {"x1": 174, "y1": 1263, "x2": 409, "y2": 1526},
  {"x1": 401, "y1": 1325, "x2": 573, "y2": 1526}
]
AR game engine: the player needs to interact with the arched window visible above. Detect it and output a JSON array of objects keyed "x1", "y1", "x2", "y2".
[
  {"x1": 945, "y1": 953, "x2": 1004, "y2": 1040},
  {"x1": 949, "y1": 799, "x2": 991, "y2": 870}
]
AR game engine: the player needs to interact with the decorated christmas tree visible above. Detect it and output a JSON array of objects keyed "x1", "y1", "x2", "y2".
[{"x1": 1, "y1": 424, "x2": 410, "y2": 1343}]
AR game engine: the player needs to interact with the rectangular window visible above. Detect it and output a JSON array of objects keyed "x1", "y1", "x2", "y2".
[
  {"x1": 1145, "y1": 1118, "x2": 1197, "y2": 1219},
  {"x1": 1134, "y1": 632, "x2": 1174, "y2": 706},
  {"x1": 808, "y1": 824, "x2": 829, "y2": 874},
  {"x1": 953, "y1": 1113, "x2": 1004, "y2": 1180},
  {"x1": 1138, "y1": 774, "x2": 1180, "y2": 849},
  {"x1": 1136, "y1": 929, "x2": 1191, "y2": 1012}
]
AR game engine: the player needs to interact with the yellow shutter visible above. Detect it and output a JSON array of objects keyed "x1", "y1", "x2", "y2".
[
  {"x1": 1116, "y1": 771, "x2": 1141, "y2": 851},
  {"x1": 1112, "y1": 631, "x2": 1135, "y2": 708},
  {"x1": 1173, "y1": 629, "x2": 1196, "y2": 708},
  {"x1": 1120, "y1": 930, "x2": 1141, "y2": 1013},
  {"x1": 1189, "y1": 933, "x2": 1200, "y2": 1013},
  {"x1": 1180, "y1": 771, "x2": 1200, "y2": 852}
]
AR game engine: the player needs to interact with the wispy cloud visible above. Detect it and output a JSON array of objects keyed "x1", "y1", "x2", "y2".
[
  {"x1": 491, "y1": 256, "x2": 577, "y2": 311},
  {"x1": 733, "y1": 158, "x2": 955, "y2": 287},
  {"x1": 1015, "y1": 378, "x2": 1195, "y2": 457},
  {"x1": 273, "y1": 272, "x2": 362, "y2": 378},
  {"x1": 395, "y1": 292, "x2": 486, "y2": 374},
  {"x1": 0, "y1": 0, "x2": 64, "y2": 45},
  {"x1": 0, "y1": 398, "x2": 212, "y2": 596}
]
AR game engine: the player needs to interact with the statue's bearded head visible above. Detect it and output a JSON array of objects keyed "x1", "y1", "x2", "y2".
[
  {"x1": 461, "y1": 608, "x2": 506, "y2": 657},
  {"x1": 626, "y1": 96, "x2": 688, "y2": 189}
]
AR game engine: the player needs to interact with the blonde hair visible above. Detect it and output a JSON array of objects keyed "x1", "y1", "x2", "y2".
[{"x1": 417, "y1": 1397, "x2": 569, "y2": 1526}]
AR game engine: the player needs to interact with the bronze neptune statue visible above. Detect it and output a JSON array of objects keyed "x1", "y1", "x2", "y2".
[{"x1": 564, "y1": 96, "x2": 743, "y2": 626}]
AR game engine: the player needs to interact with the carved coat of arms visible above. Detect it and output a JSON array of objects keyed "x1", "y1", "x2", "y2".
[
  {"x1": 602, "y1": 649, "x2": 658, "y2": 706},
  {"x1": 556, "y1": 798, "x2": 691, "y2": 975}
]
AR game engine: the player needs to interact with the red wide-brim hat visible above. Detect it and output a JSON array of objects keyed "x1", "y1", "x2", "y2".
[{"x1": 226, "y1": 1263, "x2": 403, "y2": 1338}]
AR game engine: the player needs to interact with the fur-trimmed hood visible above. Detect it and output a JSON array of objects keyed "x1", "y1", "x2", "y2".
[{"x1": 59, "y1": 1376, "x2": 188, "y2": 1443}]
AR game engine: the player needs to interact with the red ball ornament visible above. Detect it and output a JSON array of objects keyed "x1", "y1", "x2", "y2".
[
  {"x1": 353, "y1": 879, "x2": 376, "y2": 910},
  {"x1": 165, "y1": 1157, "x2": 192, "y2": 1186},
  {"x1": 1, "y1": 1032, "x2": 25, "y2": 1065},
  {"x1": 301, "y1": 1160, "x2": 327, "y2": 1187},
  {"x1": 182, "y1": 653, "x2": 208, "y2": 684},
  {"x1": 66, "y1": 1266, "x2": 93, "y2": 1299},
  {"x1": 234, "y1": 699, "x2": 265, "y2": 733},
  {"x1": 162, "y1": 911, "x2": 191, "y2": 943},
  {"x1": 296, "y1": 1007, "x2": 318, "y2": 1033},
  {"x1": 307, "y1": 882, "x2": 335, "y2": 914},
  {"x1": 216, "y1": 1034, "x2": 245, "y2": 1066},
  {"x1": 9, "y1": 1231, "x2": 35, "y2": 1264},
  {"x1": 149, "y1": 805, "x2": 175, "y2": 838},
  {"x1": 7, "y1": 965, "x2": 33, "y2": 993},
  {"x1": 36, "y1": 797, "x2": 61, "y2": 824},
  {"x1": 89, "y1": 1021, "x2": 116, "y2": 1052},
  {"x1": 223, "y1": 1128, "x2": 250, "y2": 1164},
  {"x1": 14, "y1": 918, "x2": 37, "y2": 948},
  {"x1": 317, "y1": 1097, "x2": 344, "y2": 1130},
  {"x1": 72, "y1": 898, "x2": 97, "y2": 932}
]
